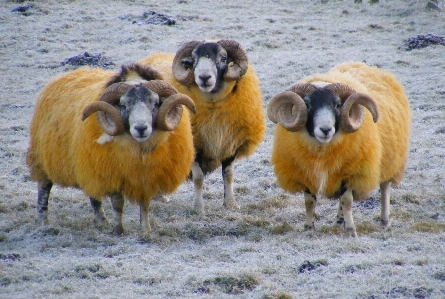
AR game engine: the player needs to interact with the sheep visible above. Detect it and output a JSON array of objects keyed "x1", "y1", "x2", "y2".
[
  {"x1": 139, "y1": 40, "x2": 265, "y2": 213},
  {"x1": 26, "y1": 64, "x2": 196, "y2": 234},
  {"x1": 267, "y1": 62, "x2": 411, "y2": 237}
]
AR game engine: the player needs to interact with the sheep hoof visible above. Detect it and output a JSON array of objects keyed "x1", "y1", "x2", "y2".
[
  {"x1": 345, "y1": 227, "x2": 358, "y2": 238},
  {"x1": 304, "y1": 224, "x2": 314, "y2": 231},
  {"x1": 223, "y1": 200, "x2": 240, "y2": 210},
  {"x1": 94, "y1": 221, "x2": 109, "y2": 232},
  {"x1": 380, "y1": 217, "x2": 393, "y2": 230},
  {"x1": 113, "y1": 224, "x2": 124, "y2": 236},
  {"x1": 37, "y1": 217, "x2": 49, "y2": 226},
  {"x1": 37, "y1": 211, "x2": 49, "y2": 225},
  {"x1": 154, "y1": 193, "x2": 170, "y2": 203},
  {"x1": 93, "y1": 215, "x2": 109, "y2": 227},
  {"x1": 193, "y1": 205, "x2": 204, "y2": 215}
]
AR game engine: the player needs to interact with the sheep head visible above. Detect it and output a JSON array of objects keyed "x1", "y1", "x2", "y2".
[
  {"x1": 172, "y1": 40, "x2": 248, "y2": 92},
  {"x1": 82, "y1": 80, "x2": 196, "y2": 141},
  {"x1": 268, "y1": 83, "x2": 379, "y2": 143}
]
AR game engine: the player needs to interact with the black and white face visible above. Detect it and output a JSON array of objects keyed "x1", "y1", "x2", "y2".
[
  {"x1": 304, "y1": 89, "x2": 341, "y2": 144},
  {"x1": 119, "y1": 86, "x2": 160, "y2": 142},
  {"x1": 184, "y1": 43, "x2": 229, "y2": 93}
]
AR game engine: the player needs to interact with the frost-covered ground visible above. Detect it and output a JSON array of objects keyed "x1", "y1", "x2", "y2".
[{"x1": 1, "y1": 1, "x2": 445, "y2": 298}]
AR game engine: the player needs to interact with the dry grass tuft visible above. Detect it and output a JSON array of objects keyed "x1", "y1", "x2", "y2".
[
  {"x1": 356, "y1": 221, "x2": 380, "y2": 235},
  {"x1": 402, "y1": 193, "x2": 420, "y2": 204},
  {"x1": 269, "y1": 221, "x2": 293, "y2": 235},
  {"x1": 318, "y1": 225, "x2": 343, "y2": 235},
  {"x1": 411, "y1": 221, "x2": 445, "y2": 233},
  {"x1": 263, "y1": 292, "x2": 294, "y2": 299},
  {"x1": 203, "y1": 273, "x2": 260, "y2": 294},
  {"x1": 260, "y1": 194, "x2": 291, "y2": 209}
]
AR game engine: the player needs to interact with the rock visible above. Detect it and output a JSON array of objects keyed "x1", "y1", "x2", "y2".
[
  {"x1": 61, "y1": 52, "x2": 115, "y2": 68},
  {"x1": 398, "y1": 33, "x2": 445, "y2": 51}
]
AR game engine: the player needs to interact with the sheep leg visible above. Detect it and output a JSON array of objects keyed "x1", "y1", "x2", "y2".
[
  {"x1": 336, "y1": 202, "x2": 345, "y2": 227},
  {"x1": 335, "y1": 182, "x2": 346, "y2": 227},
  {"x1": 340, "y1": 189, "x2": 357, "y2": 237},
  {"x1": 139, "y1": 200, "x2": 151, "y2": 232},
  {"x1": 110, "y1": 193, "x2": 125, "y2": 235},
  {"x1": 89, "y1": 197, "x2": 108, "y2": 226},
  {"x1": 37, "y1": 180, "x2": 53, "y2": 225},
  {"x1": 222, "y1": 155, "x2": 240, "y2": 210},
  {"x1": 380, "y1": 181, "x2": 392, "y2": 229},
  {"x1": 303, "y1": 191, "x2": 317, "y2": 230},
  {"x1": 191, "y1": 161, "x2": 205, "y2": 213}
]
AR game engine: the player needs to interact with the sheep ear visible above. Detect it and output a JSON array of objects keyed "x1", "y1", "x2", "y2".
[{"x1": 218, "y1": 40, "x2": 249, "y2": 81}]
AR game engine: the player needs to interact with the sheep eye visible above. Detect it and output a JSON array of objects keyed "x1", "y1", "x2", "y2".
[
  {"x1": 220, "y1": 56, "x2": 227, "y2": 63},
  {"x1": 181, "y1": 57, "x2": 194, "y2": 69}
]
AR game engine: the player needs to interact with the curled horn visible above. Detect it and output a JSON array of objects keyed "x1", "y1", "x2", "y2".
[
  {"x1": 288, "y1": 83, "x2": 318, "y2": 97},
  {"x1": 217, "y1": 39, "x2": 249, "y2": 81},
  {"x1": 325, "y1": 83, "x2": 379, "y2": 133},
  {"x1": 267, "y1": 84, "x2": 316, "y2": 132},
  {"x1": 144, "y1": 80, "x2": 178, "y2": 98},
  {"x1": 82, "y1": 83, "x2": 133, "y2": 136},
  {"x1": 144, "y1": 80, "x2": 196, "y2": 131},
  {"x1": 172, "y1": 40, "x2": 203, "y2": 86}
]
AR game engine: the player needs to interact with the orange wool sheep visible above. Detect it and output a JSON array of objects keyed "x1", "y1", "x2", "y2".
[
  {"x1": 140, "y1": 40, "x2": 265, "y2": 213},
  {"x1": 26, "y1": 64, "x2": 196, "y2": 234},
  {"x1": 268, "y1": 62, "x2": 411, "y2": 237}
]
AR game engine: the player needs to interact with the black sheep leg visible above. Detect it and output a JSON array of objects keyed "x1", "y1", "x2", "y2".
[
  {"x1": 37, "y1": 180, "x2": 53, "y2": 224},
  {"x1": 89, "y1": 197, "x2": 108, "y2": 226}
]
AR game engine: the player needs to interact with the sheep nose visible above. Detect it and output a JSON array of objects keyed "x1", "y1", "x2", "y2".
[
  {"x1": 134, "y1": 124, "x2": 148, "y2": 135},
  {"x1": 199, "y1": 74, "x2": 211, "y2": 84},
  {"x1": 320, "y1": 127, "x2": 332, "y2": 136}
]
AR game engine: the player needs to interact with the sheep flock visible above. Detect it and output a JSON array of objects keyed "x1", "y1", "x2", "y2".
[{"x1": 2, "y1": 1, "x2": 445, "y2": 298}]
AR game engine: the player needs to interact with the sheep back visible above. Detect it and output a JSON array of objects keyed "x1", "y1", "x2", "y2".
[
  {"x1": 272, "y1": 62, "x2": 410, "y2": 200},
  {"x1": 27, "y1": 67, "x2": 194, "y2": 203},
  {"x1": 140, "y1": 53, "x2": 265, "y2": 173}
]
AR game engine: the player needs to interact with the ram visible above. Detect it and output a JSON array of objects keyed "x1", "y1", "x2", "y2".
[
  {"x1": 140, "y1": 40, "x2": 265, "y2": 213},
  {"x1": 26, "y1": 64, "x2": 196, "y2": 234},
  {"x1": 268, "y1": 62, "x2": 410, "y2": 237}
]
